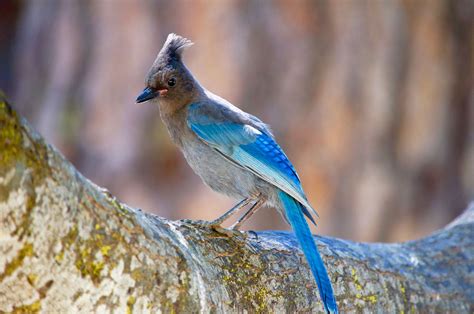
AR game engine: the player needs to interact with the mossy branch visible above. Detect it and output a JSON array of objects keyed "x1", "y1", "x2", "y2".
[{"x1": 0, "y1": 96, "x2": 472, "y2": 313}]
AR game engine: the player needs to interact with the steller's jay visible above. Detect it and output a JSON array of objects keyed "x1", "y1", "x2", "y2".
[{"x1": 136, "y1": 33, "x2": 338, "y2": 313}]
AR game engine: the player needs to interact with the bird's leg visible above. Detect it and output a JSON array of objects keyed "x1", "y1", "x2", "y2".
[
  {"x1": 208, "y1": 197, "x2": 252, "y2": 226},
  {"x1": 230, "y1": 197, "x2": 265, "y2": 230},
  {"x1": 181, "y1": 198, "x2": 251, "y2": 228}
]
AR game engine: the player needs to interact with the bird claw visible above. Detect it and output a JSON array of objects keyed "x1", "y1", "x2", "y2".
[
  {"x1": 213, "y1": 225, "x2": 240, "y2": 237},
  {"x1": 179, "y1": 219, "x2": 242, "y2": 237},
  {"x1": 179, "y1": 219, "x2": 221, "y2": 229}
]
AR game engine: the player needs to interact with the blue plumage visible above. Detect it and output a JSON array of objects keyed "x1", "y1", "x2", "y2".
[
  {"x1": 137, "y1": 33, "x2": 338, "y2": 313},
  {"x1": 242, "y1": 133, "x2": 301, "y2": 186},
  {"x1": 188, "y1": 102, "x2": 336, "y2": 312},
  {"x1": 279, "y1": 191, "x2": 338, "y2": 313},
  {"x1": 188, "y1": 102, "x2": 319, "y2": 222}
]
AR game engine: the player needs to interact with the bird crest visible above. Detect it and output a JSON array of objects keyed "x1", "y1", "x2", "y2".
[{"x1": 157, "y1": 33, "x2": 193, "y2": 63}]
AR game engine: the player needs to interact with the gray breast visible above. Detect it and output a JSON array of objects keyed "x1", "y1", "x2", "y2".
[
  {"x1": 180, "y1": 135, "x2": 258, "y2": 198},
  {"x1": 159, "y1": 104, "x2": 275, "y2": 203}
]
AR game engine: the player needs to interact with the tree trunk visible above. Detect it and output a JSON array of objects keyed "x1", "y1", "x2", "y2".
[{"x1": 0, "y1": 95, "x2": 472, "y2": 313}]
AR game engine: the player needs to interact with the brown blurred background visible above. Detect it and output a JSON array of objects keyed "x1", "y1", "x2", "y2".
[{"x1": 1, "y1": 0, "x2": 473, "y2": 242}]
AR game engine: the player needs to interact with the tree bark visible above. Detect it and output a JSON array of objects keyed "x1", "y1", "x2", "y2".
[{"x1": 0, "y1": 95, "x2": 472, "y2": 313}]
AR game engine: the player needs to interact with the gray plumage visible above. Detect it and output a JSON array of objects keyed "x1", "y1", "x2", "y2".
[
  {"x1": 144, "y1": 33, "x2": 282, "y2": 212},
  {"x1": 136, "y1": 33, "x2": 338, "y2": 313}
]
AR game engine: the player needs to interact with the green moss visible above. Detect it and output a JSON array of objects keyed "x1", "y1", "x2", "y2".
[
  {"x1": 54, "y1": 251, "x2": 64, "y2": 263},
  {"x1": 100, "y1": 245, "x2": 111, "y2": 256},
  {"x1": 75, "y1": 253, "x2": 104, "y2": 282},
  {"x1": 127, "y1": 296, "x2": 136, "y2": 314},
  {"x1": 351, "y1": 268, "x2": 379, "y2": 305},
  {"x1": 364, "y1": 294, "x2": 377, "y2": 304},
  {"x1": 12, "y1": 194, "x2": 36, "y2": 240},
  {"x1": 0, "y1": 242, "x2": 34, "y2": 282},
  {"x1": 62, "y1": 223, "x2": 118, "y2": 282},
  {"x1": 11, "y1": 300, "x2": 41, "y2": 313},
  {"x1": 103, "y1": 190, "x2": 130, "y2": 217},
  {"x1": 400, "y1": 282, "x2": 409, "y2": 310},
  {"x1": 208, "y1": 235, "x2": 271, "y2": 313},
  {"x1": 73, "y1": 240, "x2": 105, "y2": 282},
  {"x1": 27, "y1": 273, "x2": 38, "y2": 286},
  {"x1": 0, "y1": 97, "x2": 49, "y2": 182},
  {"x1": 64, "y1": 226, "x2": 78, "y2": 248},
  {"x1": 58, "y1": 222, "x2": 126, "y2": 284},
  {"x1": 351, "y1": 268, "x2": 363, "y2": 291},
  {"x1": 131, "y1": 268, "x2": 147, "y2": 282},
  {"x1": 158, "y1": 255, "x2": 195, "y2": 312},
  {"x1": 1, "y1": 96, "x2": 50, "y2": 243},
  {"x1": 0, "y1": 99, "x2": 22, "y2": 168}
]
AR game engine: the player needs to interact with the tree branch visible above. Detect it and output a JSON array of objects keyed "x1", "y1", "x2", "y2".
[{"x1": 0, "y1": 95, "x2": 472, "y2": 313}]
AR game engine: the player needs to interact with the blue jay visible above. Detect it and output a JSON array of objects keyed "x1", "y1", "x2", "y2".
[{"x1": 136, "y1": 33, "x2": 338, "y2": 313}]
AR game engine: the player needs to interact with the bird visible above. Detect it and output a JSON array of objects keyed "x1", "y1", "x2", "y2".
[{"x1": 136, "y1": 33, "x2": 338, "y2": 313}]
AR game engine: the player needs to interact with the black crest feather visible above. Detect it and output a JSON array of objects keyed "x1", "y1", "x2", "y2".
[{"x1": 158, "y1": 33, "x2": 193, "y2": 62}]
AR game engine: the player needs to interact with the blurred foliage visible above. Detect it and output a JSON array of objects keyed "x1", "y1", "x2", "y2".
[{"x1": 1, "y1": 0, "x2": 473, "y2": 242}]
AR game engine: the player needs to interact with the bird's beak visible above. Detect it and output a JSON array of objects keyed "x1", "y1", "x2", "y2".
[{"x1": 136, "y1": 87, "x2": 157, "y2": 103}]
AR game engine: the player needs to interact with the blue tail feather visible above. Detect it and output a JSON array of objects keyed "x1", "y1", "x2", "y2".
[{"x1": 279, "y1": 191, "x2": 338, "y2": 313}]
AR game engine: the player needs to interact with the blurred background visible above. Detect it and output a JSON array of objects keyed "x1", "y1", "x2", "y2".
[{"x1": 1, "y1": 0, "x2": 473, "y2": 242}]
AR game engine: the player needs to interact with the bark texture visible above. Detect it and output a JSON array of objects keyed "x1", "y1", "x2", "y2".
[{"x1": 0, "y1": 96, "x2": 473, "y2": 313}]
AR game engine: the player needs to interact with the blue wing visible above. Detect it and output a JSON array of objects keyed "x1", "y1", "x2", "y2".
[
  {"x1": 188, "y1": 103, "x2": 338, "y2": 311},
  {"x1": 187, "y1": 103, "x2": 318, "y2": 223}
]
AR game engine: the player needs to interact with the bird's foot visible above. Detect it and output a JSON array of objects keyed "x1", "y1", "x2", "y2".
[
  {"x1": 179, "y1": 219, "x2": 222, "y2": 229},
  {"x1": 179, "y1": 219, "x2": 241, "y2": 237}
]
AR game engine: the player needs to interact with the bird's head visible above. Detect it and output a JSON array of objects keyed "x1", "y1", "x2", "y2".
[{"x1": 136, "y1": 33, "x2": 199, "y2": 109}]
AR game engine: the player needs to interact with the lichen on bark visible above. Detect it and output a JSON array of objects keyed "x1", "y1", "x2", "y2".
[{"x1": 0, "y1": 95, "x2": 473, "y2": 313}]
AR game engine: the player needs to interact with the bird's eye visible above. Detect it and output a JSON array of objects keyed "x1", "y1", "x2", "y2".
[{"x1": 167, "y1": 78, "x2": 176, "y2": 87}]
